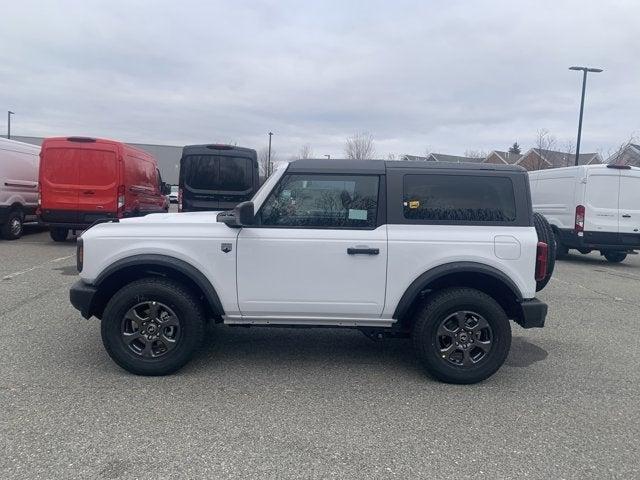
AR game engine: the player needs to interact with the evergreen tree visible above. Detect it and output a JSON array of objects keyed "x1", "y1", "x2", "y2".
[{"x1": 509, "y1": 142, "x2": 521, "y2": 154}]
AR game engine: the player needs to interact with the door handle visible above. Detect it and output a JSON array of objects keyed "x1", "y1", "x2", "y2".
[
  {"x1": 622, "y1": 214, "x2": 631, "y2": 218},
  {"x1": 347, "y1": 247, "x2": 379, "y2": 255},
  {"x1": 83, "y1": 190, "x2": 95, "y2": 195}
]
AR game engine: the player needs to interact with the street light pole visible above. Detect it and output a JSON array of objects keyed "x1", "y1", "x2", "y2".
[
  {"x1": 7, "y1": 111, "x2": 14, "y2": 139},
  {"x1": 267, "y1": 132, "x2": 273, "y2": 177},
  {"x1": 569, "y1": 66, "x2": 603, "y2": 166}
]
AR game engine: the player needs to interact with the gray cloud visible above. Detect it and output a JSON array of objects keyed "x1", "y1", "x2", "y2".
[{"x1": 1, "y1": 0, "x2": 638, "y2": 159}]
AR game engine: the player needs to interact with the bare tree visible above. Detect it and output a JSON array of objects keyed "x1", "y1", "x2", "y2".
[
  {"x1": 464, "y1": 149, "x2": 488, "y2": 159},
  {"x1": 561, "y1": 140, "x2": 575, "y2": 167},
  {"x1": 298, "y1": 144, "x2": 313, "y2": 159},
  {"x1": 534, "y1": 128, "x2": 557, "y2": 170},
  {"x1": 345, "y1": 132, "x2": 375, "y2": 160},
  {"x1": 606, "y1": 134, "x2": 639, "y2": 165},
  {"x1": 387, "y1": 153, "x2": 397, "y2": 160},
  {"x1": 258, "y1": 146, "x2": 278, "y2": 177}
]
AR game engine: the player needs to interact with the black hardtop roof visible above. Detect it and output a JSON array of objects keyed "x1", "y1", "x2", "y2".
[
  {"x1": 182, "y1": 144, "x2": 257, "y2": 157},
  {"x1": 287, "y1": 158, "x2": 526, "y2": 174}
]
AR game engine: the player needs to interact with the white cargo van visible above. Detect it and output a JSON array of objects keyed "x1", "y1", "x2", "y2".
[
  {"x1": 0, "y1": 138, "x2": 40, "y2": 240},
  {"x1": 529, "y1": 164, "x2": 640, "y2": 263}
]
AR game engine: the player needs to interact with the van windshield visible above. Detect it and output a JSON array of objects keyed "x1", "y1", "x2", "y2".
[{"x1": 183, "y1": 155, "x2": 252, "y2": 192}]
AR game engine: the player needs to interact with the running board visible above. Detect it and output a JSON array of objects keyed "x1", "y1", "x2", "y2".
[{"x1": 223, "y1": 315, "x2": 396, "y2": 328}]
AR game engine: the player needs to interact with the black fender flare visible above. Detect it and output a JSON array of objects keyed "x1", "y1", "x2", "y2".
[
  {"x1": 393, "y1": 261, "x2": 523, "y2": 320},
  {"x1": 95, "y1": 254, "x2": 224, "y2": 316}
]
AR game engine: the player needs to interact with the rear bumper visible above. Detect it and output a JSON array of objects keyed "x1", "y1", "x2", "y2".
[
  {"x1": 558, "y1": 229, "x2": 640, "y2": 251},
  {"x1": 70, "y1": 279, "x2": 98, "y2": 319},
  {"x1": 516, "y1": 298, "x2": 547, "y2": 329}
]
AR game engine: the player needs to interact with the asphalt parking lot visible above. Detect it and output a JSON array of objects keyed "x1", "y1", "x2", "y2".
[{"x1": 1, "y1": 226, "x2": 639, "y2": 480}]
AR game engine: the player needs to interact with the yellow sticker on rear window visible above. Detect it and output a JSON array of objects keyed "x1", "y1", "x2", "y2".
[{"x1": 408, "y1": 200, "x2": 420, "y2": 209}]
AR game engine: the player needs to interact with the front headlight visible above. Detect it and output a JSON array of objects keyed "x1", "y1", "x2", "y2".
[{"x1": 76, "y1": 238, "x2": 84, "y2": 273}]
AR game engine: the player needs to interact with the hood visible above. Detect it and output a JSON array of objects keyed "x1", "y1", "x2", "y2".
[{"x1": 119, "y1": 211, "x2": 222, "y2": 224}]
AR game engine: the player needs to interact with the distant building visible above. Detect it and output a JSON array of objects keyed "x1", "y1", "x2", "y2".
[
  {"x1": 516, "y1": 148, "x2": 601, "y2": 171},
  {"x1": 607, "y1": 143, "x2": 640, "y2": 167},
  {"x1": 485, "y1": 150, "x2": 522, "y2": 165},
  {"x1": 399, "y1": 154, "x2": 433, "y2": 162},
  {"x1": 426, "y1": 153, "x2": 485, "y2": 163},
  {"x1": 8, "y1": 135, "x2": 183, "y2": 184}
]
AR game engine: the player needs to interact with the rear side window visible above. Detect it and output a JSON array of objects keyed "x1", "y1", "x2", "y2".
[
  {"x1": 183, "y1": 155, "x2": 252, "y2": 191},
  {"x1": 403, "y1": 174, "x2": 516, "y2": 223},
  {"x1": 260, "y1": 174, "x2": 379, "y2": 228}
]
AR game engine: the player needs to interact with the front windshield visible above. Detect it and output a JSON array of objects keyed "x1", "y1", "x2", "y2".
[{"x1": 251, "y1": 164, "x2": 287, "y2": 210}]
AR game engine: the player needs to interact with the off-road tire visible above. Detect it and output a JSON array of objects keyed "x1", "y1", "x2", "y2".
[
  {"x1": 1, "y1": 209, "x2": 24, "y2": 240},
  {"x1": 533, "y1": 212, "x2": 555, "y2": 291},
  {"x1": 412, "y1": 288, "x2": 512, "y2": 384},
  {"x1": 101, "y1": 277, "x2": 206, "y2": 376},
  {"x1": 50, "y1": 227, "x2": 69, "y2": 242},
  {"x1": 603, "y1": 251, "x2": 627, "y2": 263}
]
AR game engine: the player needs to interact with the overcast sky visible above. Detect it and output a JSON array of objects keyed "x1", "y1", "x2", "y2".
[{"x1": 1, "y1": 0, "x2": 638, "y2": 159}]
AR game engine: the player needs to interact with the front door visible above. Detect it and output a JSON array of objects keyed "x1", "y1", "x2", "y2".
[{"x1": 236, "y1": 173, "x2": 387, "y2": 319}]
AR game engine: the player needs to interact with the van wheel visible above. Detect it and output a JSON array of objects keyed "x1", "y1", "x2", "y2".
[
  {"x1": 1, "y1": 209, "x2": 24, "y2": 240},
  {"x1": 50, "y1": 228, "x2": 69, "y2": 242},
  {"x1": 603, "y1": 251, "x2": 627, "y2": 263},
  {"x1": 533, "y1": 213, "x2": 556, "y2": 291},
  {"x1": 101, "y1": 278, "x2": 205, "y2": 376},
  {"x1": 412, "y1": 288, "x2": 511, "y2": 384}
]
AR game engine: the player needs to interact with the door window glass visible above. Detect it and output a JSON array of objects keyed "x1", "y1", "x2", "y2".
[{"x1": 260, "y1": 174, "x2": 379, "y2": 228}]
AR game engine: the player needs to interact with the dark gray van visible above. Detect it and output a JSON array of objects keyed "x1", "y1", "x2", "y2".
[{"x1": 178, "y1": 144, "x2": 259, "y2": 212}]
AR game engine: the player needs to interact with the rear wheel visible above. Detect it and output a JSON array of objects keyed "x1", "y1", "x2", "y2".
[
  {"x1": 533, "y1": 212, "x2": 555, "y2": 291},
  {"x1": 1, "y1": 209, "x2": 24, "y2": 240},
  {"x1": 603, "y1": 251, "x2": 627, "y2": 263},
  {"x1": 101, "y1": 277, "x2": 205, "y2": 376},
  {"x1": 412, "y1": 288, "x2": 511, "y2": 384},
  {"x1": 49, "y1": 227, "x2": 69, "y2": 242}
]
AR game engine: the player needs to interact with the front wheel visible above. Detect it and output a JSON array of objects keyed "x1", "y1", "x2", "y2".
[
  {"x1": 603, "y1": 251, "x2": 627, "y2": 263},
  {"x1": 412, "y1": 288, "x2": 512, "y2": 384},
  {"x1": 101, "y1": 278, "x2": 206, "y2": 375}
]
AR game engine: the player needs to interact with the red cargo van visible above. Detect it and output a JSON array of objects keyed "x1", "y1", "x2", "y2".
[{"x1": 38, "y1": 137, "x2": 170, "y2": 241}]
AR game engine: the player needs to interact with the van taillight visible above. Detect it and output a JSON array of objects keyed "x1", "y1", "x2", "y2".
[
  {"x1": 117, "y1": 185, "x2": 125, "y2": 216},
  {"x1": 535, "y1": 242, "x2": 548, "y2": 281},
  {"x1": 178, "y1": 188, "x2": 183, "y2": 212},
  {"x1": 575, "y1": 205, "x2": 585, "y2": 233}
]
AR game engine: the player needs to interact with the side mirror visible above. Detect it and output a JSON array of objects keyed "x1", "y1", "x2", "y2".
[
  {"x1": 161, "y1": 182, "x2": 171, "y2": 195},
  {"x1": 217, "y1": 201, "x2": 255, "y2": 228}
]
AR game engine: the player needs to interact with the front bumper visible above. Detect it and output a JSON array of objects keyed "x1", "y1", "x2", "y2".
[
  {"x1": 70, "y1": 279, "x2": 98, "y2": 319},
  {"x1": 516, "y1": 298, "x2": 548, "y2": 328}
]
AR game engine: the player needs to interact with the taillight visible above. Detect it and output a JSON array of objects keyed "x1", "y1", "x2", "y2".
[
  {"x1": 117, "y1": 185, "x2": 125, "y2": 217},
  {"x1": 535, "y1": 241, "x2": 548, "y2": 281},
  {"x1": 575, "y1": 205, "x2": 585, "y2": 233},
  {"x1": 178, "y1": 187, "x2": 183, "y2": 212}
]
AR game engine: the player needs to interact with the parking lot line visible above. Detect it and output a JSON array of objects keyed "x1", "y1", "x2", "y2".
[{"x1": 2, "y1": 255, "x2": 74, "y2": 281}]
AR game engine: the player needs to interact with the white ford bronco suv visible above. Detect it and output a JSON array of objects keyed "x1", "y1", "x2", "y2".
[{"x1": 70, "y1": 159, "x2": 550, "y2": 384}]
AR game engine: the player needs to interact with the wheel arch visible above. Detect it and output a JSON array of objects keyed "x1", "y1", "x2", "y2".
[
  {"x1": 90, "y1": 254, "x2": 224, "y2": 321},
  {"x1": 393, "y1": 262, "x2": 525, "y2": 330}
]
